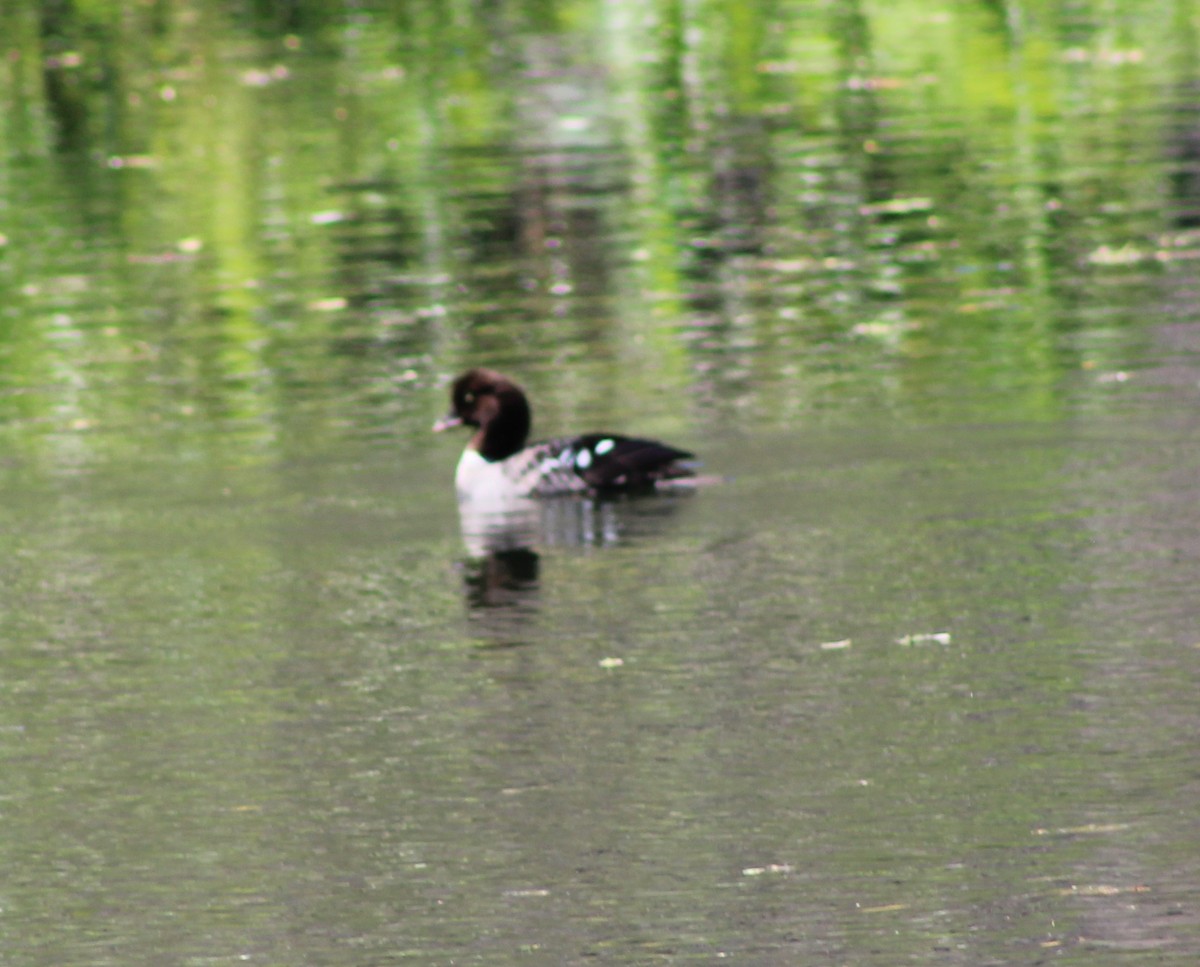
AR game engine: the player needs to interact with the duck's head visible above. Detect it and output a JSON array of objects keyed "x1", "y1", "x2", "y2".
[{"x1": 433, "y1": 368, "x2": 532, "y2": 460}]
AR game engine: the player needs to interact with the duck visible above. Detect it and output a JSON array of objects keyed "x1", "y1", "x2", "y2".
[{"x1": 433, "y1": 368, "x2": 696, "y2": 502}]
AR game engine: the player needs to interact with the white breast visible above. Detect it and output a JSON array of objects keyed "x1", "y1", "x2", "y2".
[
  {"x1": 456, "y1": 449, "x2": 546, "y2": 517},
  {"x1": 456, "y1": 443, "x2": 592, "y2": 505}
]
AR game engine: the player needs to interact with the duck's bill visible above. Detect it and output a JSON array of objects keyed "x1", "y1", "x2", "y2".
[{"x1": 432, "y1": 414, "x2": 463, "y2": 432}]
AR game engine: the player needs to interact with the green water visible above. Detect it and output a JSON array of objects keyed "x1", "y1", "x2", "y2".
[{"x1": 3, "y1": 1, "x2": 1200, "y2": 963}]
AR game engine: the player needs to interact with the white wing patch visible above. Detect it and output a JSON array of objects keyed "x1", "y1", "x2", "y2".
[
  {"x1": 594, "y1": 438, "x2": 614, "y2": 455},
  {"x1": 574, "y1": 449, "x2": 593, "y2": 470}
]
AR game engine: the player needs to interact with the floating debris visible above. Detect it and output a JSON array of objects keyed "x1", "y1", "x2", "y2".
[
  {"x1": 1062, "y1": 47, "x2": 1145, "y2": 65},
  {"x1": 742, "y1": 863, "x2": 793, "y2": 876},
  {"x1": 859, "y1": 196, "x2": 934, "y2": 216},
  {"x1": 851, "y1": 318, "x2": 914, "y2": 340},
  {"x1": 311, "y1": 210, "x2": 347, "y2": 226},
  {"x1": 1056, "y1": 884, "x2": 1150, "y2": 897},
  {"x1": 45, "y1": 51, "x2": 84, "y2": 70},
  {"x1": 598, "y1": 657, "x2": 624, "y2": 669},
  {"x1": 240, "y1": 65, "x2": 291, "y2": 87},
  {"x1": 895, "y1": 632, "x2": 951, "y2": 646},
  {"x1": 1087, "y1": 243, "x2": 1146, "y2": 266},
  {"x1": 107, "y1": 154, "x2": 158, "y2": 169},
  {"x1": 1034, "y1": 822, "x2": 1130, "y2": 836},
  {"x1": 820, "y1": 639, "x2": 852, "y2": 651},
  {"x1": 858, "y1": 902, "x2": 908, "y2": 913}
]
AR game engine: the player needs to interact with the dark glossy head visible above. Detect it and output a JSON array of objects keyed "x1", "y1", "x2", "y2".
[{"x1": 433, "y1": 368, "x2": 532, "y2": 460}]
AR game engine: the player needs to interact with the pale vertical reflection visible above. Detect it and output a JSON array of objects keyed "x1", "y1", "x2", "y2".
[
  {"x1": 601, "y1": 0, "x2": 690, "y2": 391},
  {"x1": 1004, "y1": 0, "x2": 1052, "y2": 289}
]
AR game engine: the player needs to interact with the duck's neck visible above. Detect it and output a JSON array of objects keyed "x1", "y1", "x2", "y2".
[{"x1": 472, "y1": 388, "x2": 531, "y2": 461}]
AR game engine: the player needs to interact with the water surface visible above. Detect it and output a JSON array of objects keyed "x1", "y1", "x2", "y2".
[{"x1": 2, "y1": 2, "x2": 1200, "y2": 963}]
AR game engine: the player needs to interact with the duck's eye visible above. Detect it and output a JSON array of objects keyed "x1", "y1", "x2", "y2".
[{"x1": 463, "y1": 392, "x2": 475, "y2": 404}]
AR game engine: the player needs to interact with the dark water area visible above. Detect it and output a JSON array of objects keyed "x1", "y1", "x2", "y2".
[{"x1": 3, "y1": 1, "x2": 1200, "y2": 963}]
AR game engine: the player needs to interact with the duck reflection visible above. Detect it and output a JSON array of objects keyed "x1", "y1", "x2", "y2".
[
  {"x1": 455, "y1": 493, "x2": 685, "y2": 642},
  {"x1": 458, "y1": 497, "x2": 542, "y2": 617}
]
